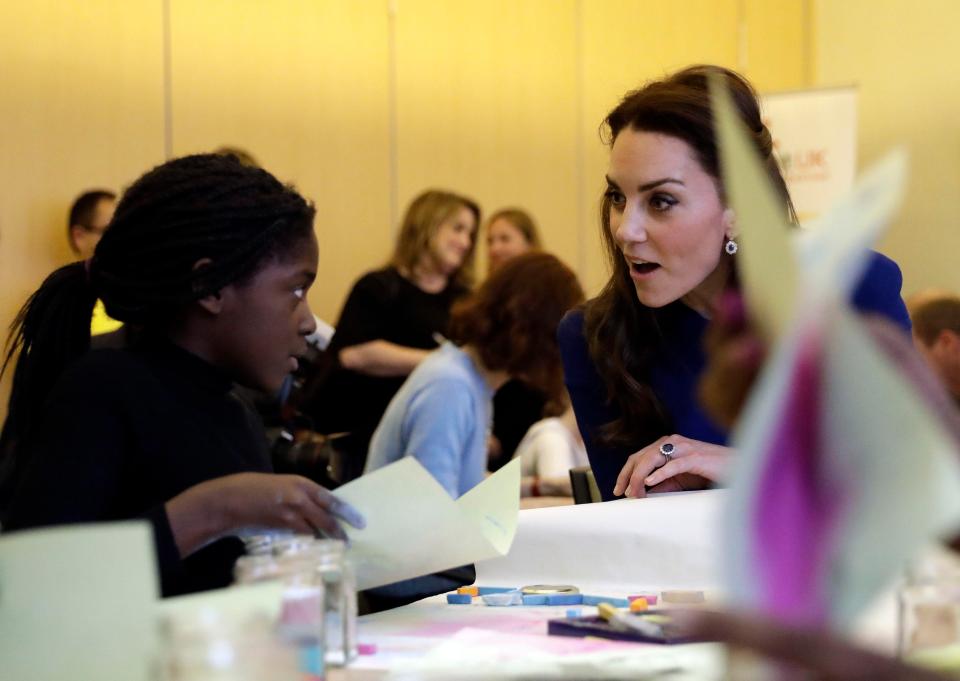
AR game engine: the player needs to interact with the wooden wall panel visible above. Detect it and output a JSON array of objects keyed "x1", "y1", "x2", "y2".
[
  {"x1": 168, "y1": 0, "x2": 392, "y2": 323},
  {"x1": 394, "y1": 0, "x2": 581, "y2": 281},
  {"x1": 0, "y1": 1, "x2": 165, "y2": 418},
  {"x1": 816, "y1": 0, "x2": 960, "y2": 294},
  {"x1": 0, "y1": 1, "x2": 812, "y2": 419}
]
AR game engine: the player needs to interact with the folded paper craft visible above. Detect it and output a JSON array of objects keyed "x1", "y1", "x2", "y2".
[{"x1": 711, "y1": 76, "x2": 960, "y2": 627}]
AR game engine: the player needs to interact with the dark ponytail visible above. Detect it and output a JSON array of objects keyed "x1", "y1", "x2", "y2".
[
  {"x1": 0, "y1": 153, "x2": 315, "y2": 508},
  {"x1": 0, "y1": 263, "x2": 97, "y2": 507}
]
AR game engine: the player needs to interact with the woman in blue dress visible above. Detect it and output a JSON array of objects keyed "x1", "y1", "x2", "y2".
[{"x1": 558, "y1": 65, "x2": 911, "y2": 501}]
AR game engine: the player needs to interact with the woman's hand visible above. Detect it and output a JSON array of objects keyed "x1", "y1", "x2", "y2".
[
  {"x1": 167, "y1": 472, "x2": 366, "y2": 557},
  {"x1": 612, "y1": 435, "x2": 731, "y2": 498}
]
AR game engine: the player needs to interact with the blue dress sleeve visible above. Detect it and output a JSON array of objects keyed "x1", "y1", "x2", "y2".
[
  {"x1": 557, "y1": 310, "x2": 631, "y2": 501},
  {"x1": 852, "y1": 252, "x2": 911, "y2": 332}
]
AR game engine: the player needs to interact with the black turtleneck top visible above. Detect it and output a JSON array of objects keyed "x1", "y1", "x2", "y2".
[{"x1": 3, "y1": 337, "x2": 272, "y2": 596}]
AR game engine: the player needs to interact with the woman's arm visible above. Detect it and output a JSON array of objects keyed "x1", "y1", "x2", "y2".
[
  {"x1": 339, "y1": 340, "x2": 430, "y2": 377},
  {"x1": 557, "y1": 311, "x2": 632, "y2": 500}
]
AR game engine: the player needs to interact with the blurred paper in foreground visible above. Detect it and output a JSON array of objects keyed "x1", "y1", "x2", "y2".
[
  {"x1": 334, "y1": 457, "x2": 520, "y2": 590},
  {"x1": 712, "y1": 76, "x2": 960, "y2": 627}
]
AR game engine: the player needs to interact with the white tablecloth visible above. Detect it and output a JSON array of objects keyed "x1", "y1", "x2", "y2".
[{"x1": 476, "y1": 490, "x2": 724, "y2": 593}]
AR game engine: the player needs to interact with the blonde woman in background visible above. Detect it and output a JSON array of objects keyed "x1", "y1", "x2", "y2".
[{"x1": 304, "y1": 189, "x2": 480, "y2": 482}]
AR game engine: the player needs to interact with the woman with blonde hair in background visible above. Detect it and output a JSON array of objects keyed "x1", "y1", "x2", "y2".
[{"x1": 305, "y1": 189, "x2": 480, "y2": 481}]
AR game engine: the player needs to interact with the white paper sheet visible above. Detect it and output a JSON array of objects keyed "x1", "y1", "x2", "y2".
[
  {"x1": 333, "y1": 457, "x2": 521, "y2": 589},
  {"x1": 476, "y1": 490, "x2": 723, "y2": 593}
]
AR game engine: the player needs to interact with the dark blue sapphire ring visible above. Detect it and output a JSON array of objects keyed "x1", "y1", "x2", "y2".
[{"x1": 659, "y1": 442, "x2": 676, "y2": 461}]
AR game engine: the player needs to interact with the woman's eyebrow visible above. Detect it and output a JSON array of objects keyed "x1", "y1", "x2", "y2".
[
  {"x1": 605, "y1": 175, "x2": 685, "y2": 192},
  {"x1": 638, "y1": 177, "x2": 685, "y2": 191}
]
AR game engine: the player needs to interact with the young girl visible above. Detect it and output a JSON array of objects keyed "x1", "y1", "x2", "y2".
[
  {"x1": 0, "y1": 154, "x2": 364, "y2": 596},
  {"x1": 365, "y1": 252, "x2": 584, "y2": 498}
]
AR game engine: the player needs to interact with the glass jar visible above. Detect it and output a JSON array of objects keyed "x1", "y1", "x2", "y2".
[
  {"x1": 159, "y1": 609, "x2": 301, "y2": 681},
  {"x1": 234, "y1": 552, "x2": 327, "y2": 678},
  {"x1": 898, "y1": 549, "x2": 960, "y2": 669},
  {"x1": 273, "y1": 538, "x2": 357, "y2": 666}
]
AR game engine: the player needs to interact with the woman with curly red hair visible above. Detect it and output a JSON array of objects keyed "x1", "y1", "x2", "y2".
[{"x1": 364, "y1": 252, "x2": 584, "y2": 497}]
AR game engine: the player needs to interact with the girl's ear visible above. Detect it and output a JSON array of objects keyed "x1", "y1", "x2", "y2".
[
  {"x1": 192, "y1": 258, "x2": 223, "y2": 315},
  {"x1": 196, "y1": 290, "x2": 223, "y2": 315}
]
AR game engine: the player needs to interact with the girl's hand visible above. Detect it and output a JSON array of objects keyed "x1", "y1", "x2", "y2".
[{"x1": 167, "y1": 472, "x2": 365, "y2": 557}]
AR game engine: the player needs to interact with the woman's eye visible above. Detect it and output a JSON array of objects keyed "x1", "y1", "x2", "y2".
[
  {"x1": 650, "y1": 194, "x2": 677, "y2": 212},
  {"x1": 293, "y1": 287, "x2": 305, "y2": 300},
  {"x1": 605, "y1": 189, "x2": 626, "y2": 208}
]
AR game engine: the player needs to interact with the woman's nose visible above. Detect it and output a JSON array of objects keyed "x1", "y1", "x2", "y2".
[{"x1": 615, "y1": 204, "x2": 647, "y2": 244}]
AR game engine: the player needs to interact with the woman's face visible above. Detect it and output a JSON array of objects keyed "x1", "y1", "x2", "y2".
[
  {"x1": 605, "y1": 128, "x2": 734, "y2": 311},
  {"x1": 427, "y1": 205, "x2": 476, "y2": 276},
  {"x1": 486, "y1": 217, "x2": 531, "y2": 273}
]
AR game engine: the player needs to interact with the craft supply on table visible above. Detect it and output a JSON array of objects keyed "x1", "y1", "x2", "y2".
[
  {"x1": 445, "y1": 584, "x2": 653, "y2": 610},
  {"x1": 582, "y1": 594, "x2": 631, "y2": 607},
  {"x1": 661, "y1": 590, "x2": 705, "y2": 605},
  {"x1": 629, "y1": 592, "x2": 659, "y2": 605},
  {"x1": 520, "y1": 584, "x2": 579, "y2": 595},
  {"x1": 548, "y1": 606, "x2": 693, "y2": 645},
  {"x1": 481, "y1": 590, "x2": 523, "y2": 606},
  {"x1": 477, "y1": 586, "x2": 516, "y2": 595}
]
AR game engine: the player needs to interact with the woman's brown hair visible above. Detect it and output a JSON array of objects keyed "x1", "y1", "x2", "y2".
[
  {"x1": 390, "y1": 189, "x2": 481, "y2": 290},
  {"x1": 585, "y1": 65, "x2": 795, "y2": 448},
  {"x1": 449, "y1": 252, "x2": 584, "y2": 408}
]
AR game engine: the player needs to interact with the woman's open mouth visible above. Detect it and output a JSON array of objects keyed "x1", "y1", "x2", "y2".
[{"x1": 629, "y1": 260, "x2": 661, "y2": 278}]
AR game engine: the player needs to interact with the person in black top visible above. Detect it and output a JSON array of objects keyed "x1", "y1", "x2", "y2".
[
  {"x1": 305, "y1": 189, "x2": 479, "y2": 480},
  {"x1": 0, "y1": 154, "x2": 365, "y2": 596}
]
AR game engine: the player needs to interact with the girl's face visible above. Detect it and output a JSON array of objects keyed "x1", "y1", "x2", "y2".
[
  {"x1": 486, "y1": 218, "x2": 532, "y2": 273},
  {"x1": 425, "y1": 205, "x2": 476, "y2": 277},
  {"x1": 605, "y1": 128, "x2": 734, "y2": 312},
  {"x1": 214, "y1": 231, "x2": 319, "y2": 393}
]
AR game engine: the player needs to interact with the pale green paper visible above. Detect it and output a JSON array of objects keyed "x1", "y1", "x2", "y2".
[
  {"x1": 712, "y1": 74, "x2": 960, "y2": 626},
  {"x1": 0, "y1": 521, "x2": 158, "y2": 681},
  {"x1": 823, "y1": 309, "x2": 960, "y2": 625},
  {"x1": 709, "y1": 75, "x2": 797, "y2": 342},
  {"x1": 333, "y1": 457, "x2": 521, "y2": 590}
]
